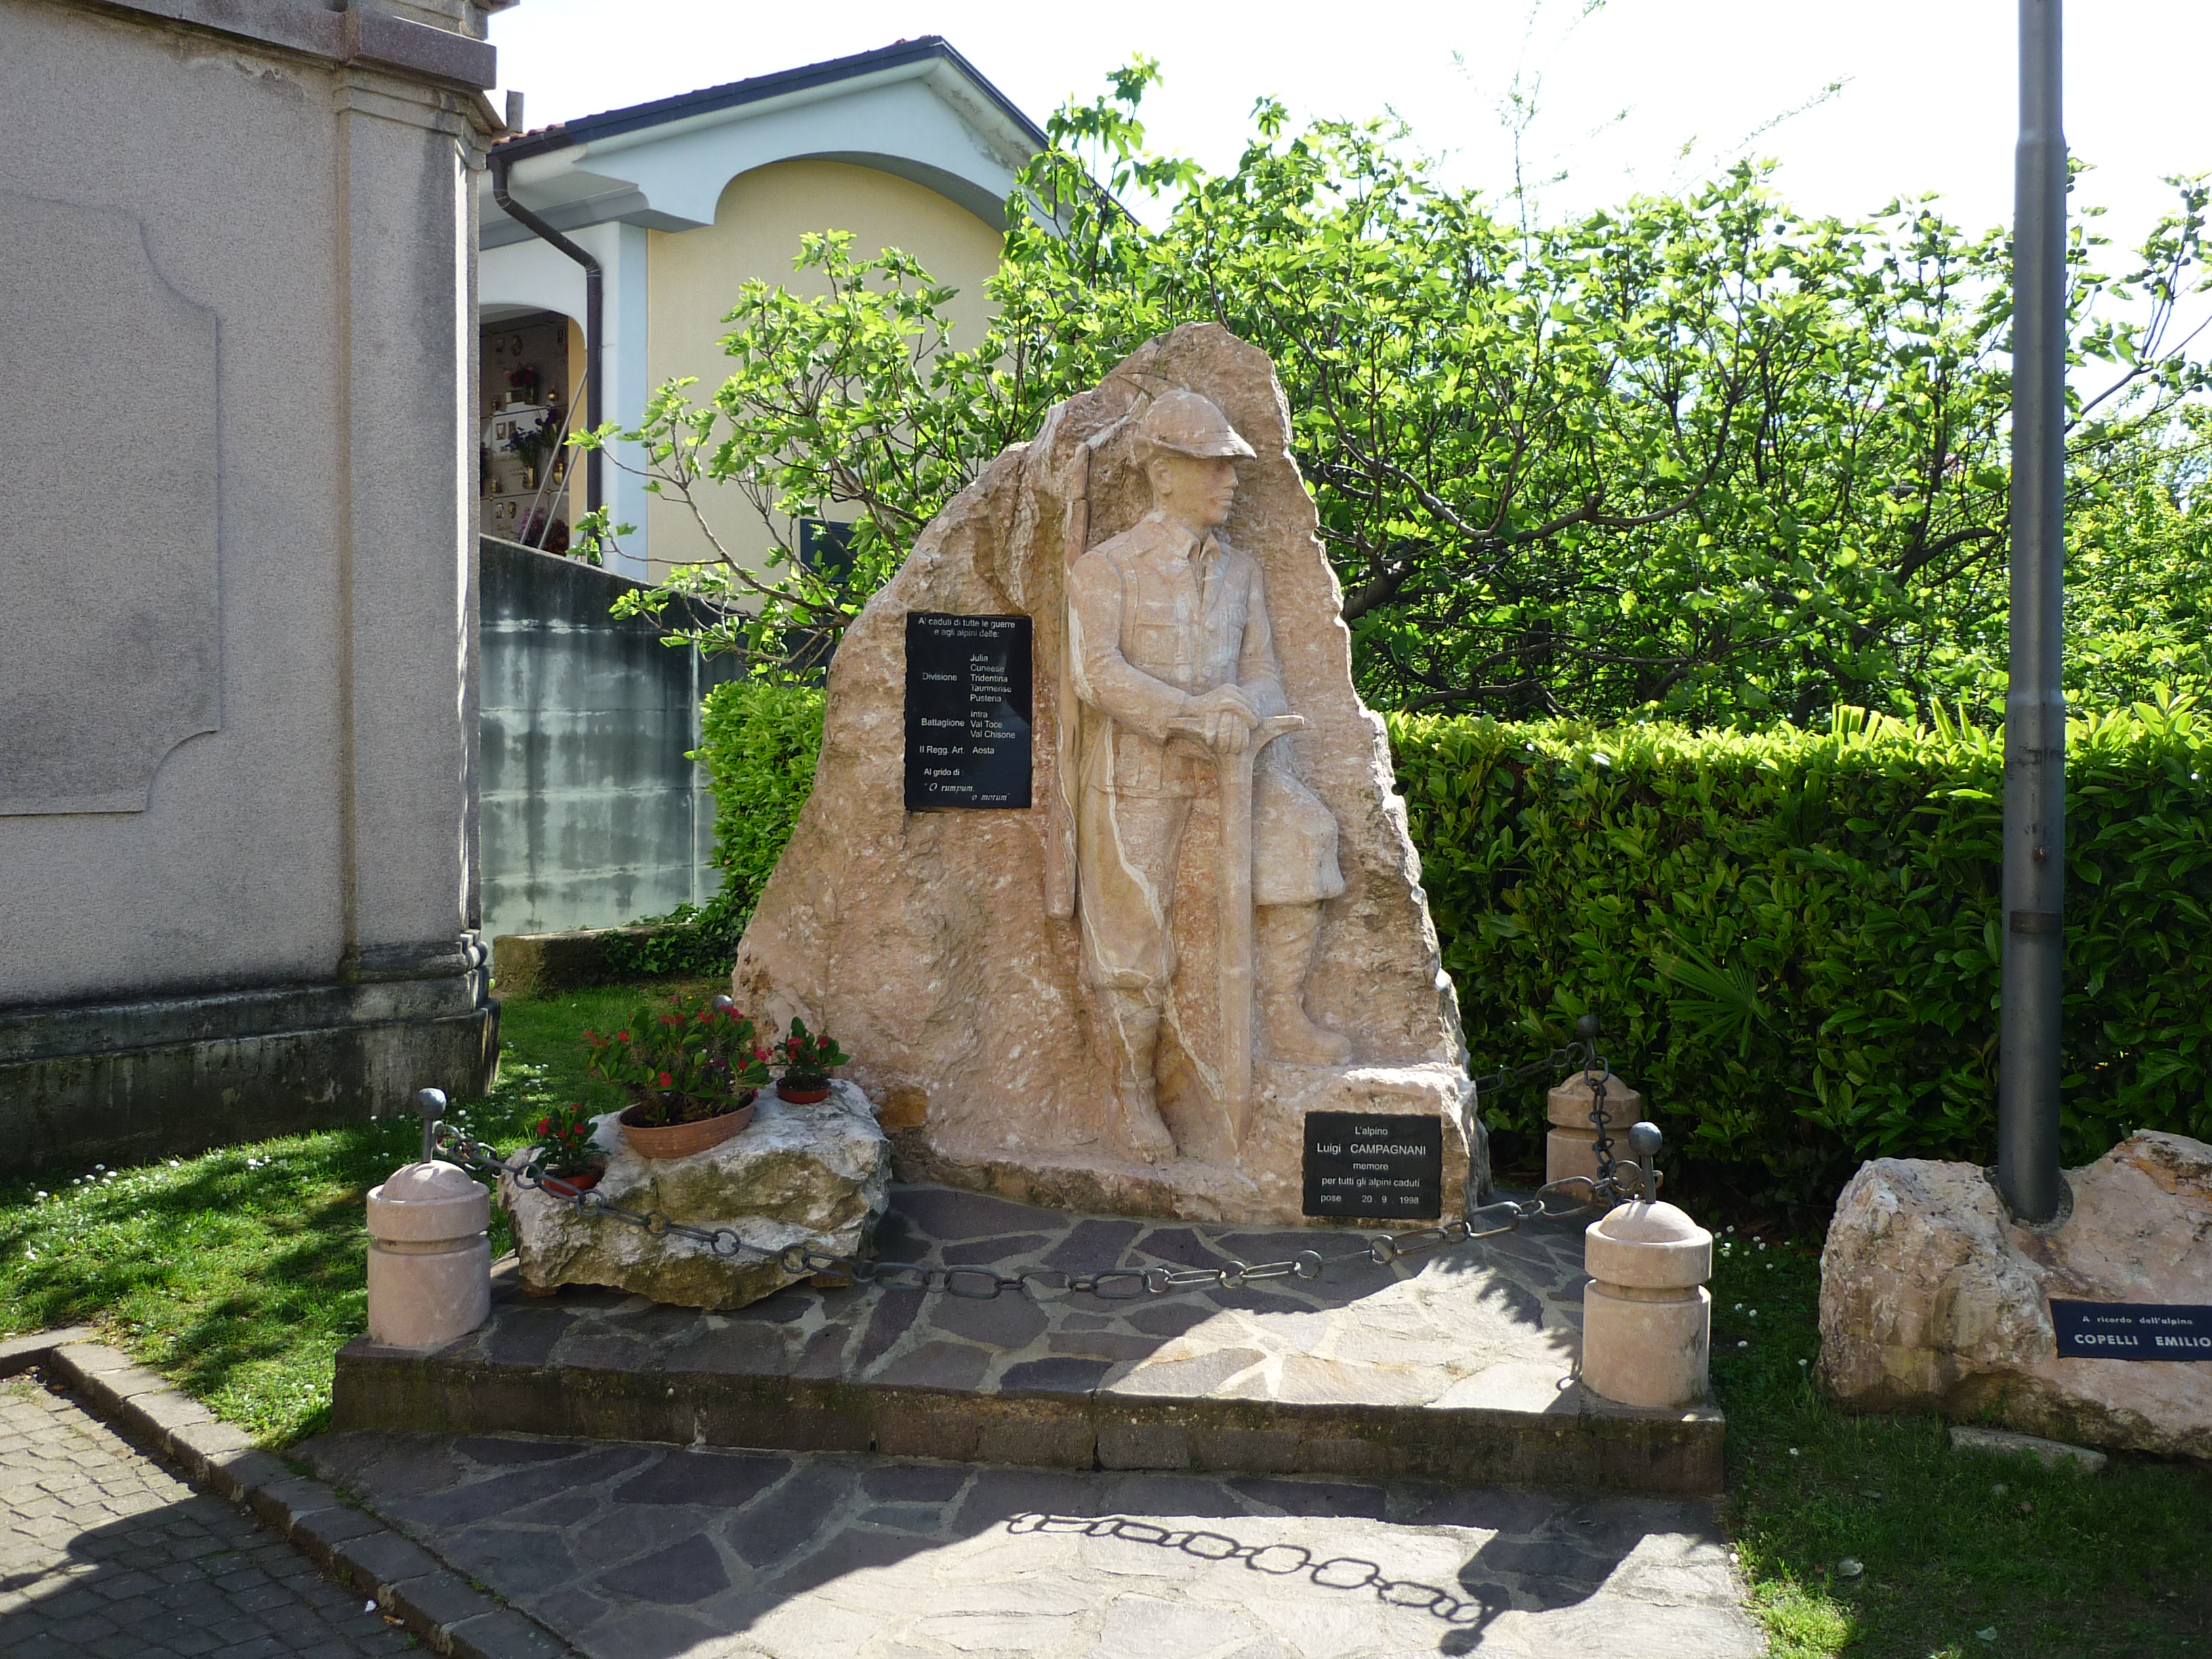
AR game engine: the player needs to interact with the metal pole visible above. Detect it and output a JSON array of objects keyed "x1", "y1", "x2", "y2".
[{"x1": 1998, "y1": 0, "x2": 2068, "y2": 1223}]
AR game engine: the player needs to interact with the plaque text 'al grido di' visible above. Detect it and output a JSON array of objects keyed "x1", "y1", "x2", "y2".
[
  {"x1": 1303, "y1": 1111, "x2": 1444, "y2": 1220},
  {"x1": 904, "y1": 613, "x2": 1033, "y2": 811}
]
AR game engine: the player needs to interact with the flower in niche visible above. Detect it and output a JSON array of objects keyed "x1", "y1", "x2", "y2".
[{"x1": 657, "y1": 1071, "x2": 674, "y2": 1088}]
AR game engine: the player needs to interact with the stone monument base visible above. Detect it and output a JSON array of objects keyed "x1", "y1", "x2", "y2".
[
  {"x1": 1818, "y1": 1130, "x2": 2211, "y2": 1459},
  {"x1": 499, "y1": 1082, "x2": 891, "y2": 1311},
  {"x1": 890, "y1": 1062, "x2": 1483, "y2": 1227},
  {"x1": 335, "y1": 1179, "x2": 1722, "y2": 1494}
]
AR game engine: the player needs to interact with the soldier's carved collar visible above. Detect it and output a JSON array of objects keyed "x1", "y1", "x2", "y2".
[{"x1": 1139, "y1": 509, "x2": 1225, "y2": 565}]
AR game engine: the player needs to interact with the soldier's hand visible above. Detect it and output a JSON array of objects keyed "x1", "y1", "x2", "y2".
[
  {"x1": 1208, "y1": 712, "x2": 1250, "y2": 754},
  {"x1": 1185, "y1": 685, "x2": 1259, "y2": 728}
]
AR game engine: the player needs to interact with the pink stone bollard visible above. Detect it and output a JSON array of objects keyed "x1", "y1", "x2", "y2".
[
  {"x1": 1544, "y1": 1072, "x2": 1645, "y2": 1188},
  {"x1": 365, "y1": 1161, "x2": 491, "y2": 1349},
  {"x1": 1582, "y1": 1200, "x2": 1713, "y2": 1408}
]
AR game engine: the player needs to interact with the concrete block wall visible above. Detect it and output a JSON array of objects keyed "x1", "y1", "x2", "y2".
[{"x1": 478, "y1": 537, "x2": 738, "y2": 942}]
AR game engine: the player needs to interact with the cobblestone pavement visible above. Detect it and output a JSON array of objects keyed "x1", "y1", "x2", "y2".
[
  {"x1": 304, "y1": 1429, "x2": 1763, "y2": 1659},
  {"x1": 0, "y1": 1375, "x2": 415, "y2": 1659}
]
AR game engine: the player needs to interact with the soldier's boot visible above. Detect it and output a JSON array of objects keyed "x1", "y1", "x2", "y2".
[
  {"x1": 1256, "y1": 904, "x2": 1351, "y2": 1065},
  {"x1": 1101, "y1": 989, "x2": 1179, "y2": 1164}
]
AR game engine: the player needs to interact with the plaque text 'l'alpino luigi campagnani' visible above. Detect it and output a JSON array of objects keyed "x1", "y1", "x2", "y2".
[
  {"x1": 904, "y1": 613, "x2": 1033, "y2": 811},
  {"x1": 1303, "y1": 1111, "x2": 1445, "y2": 1219}
]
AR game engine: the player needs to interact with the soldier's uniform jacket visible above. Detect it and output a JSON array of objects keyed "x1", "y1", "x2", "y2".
[
  {"x1": 1067, "y1": 514, "x2": 1288, "y2": 800},
  {"x1": 1067, "y1": 511, "x2": 1343, "y2": 930}
]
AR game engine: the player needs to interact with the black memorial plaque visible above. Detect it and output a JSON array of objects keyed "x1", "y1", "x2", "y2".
[
  {"x1": 1303, "y1": 1111, "x2": 1444, "y2": 1221},
  {"x1": 2051, "y1": 1300, "x2": 2212, "y2": 1359},
  {"x1": 904, "y1": 613, "x2": 1032, "y2": 811}
]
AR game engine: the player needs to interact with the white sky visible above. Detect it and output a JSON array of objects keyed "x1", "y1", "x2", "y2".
[{"x1": 491, "y1": 0, "x2": 2210, "y2": 262}]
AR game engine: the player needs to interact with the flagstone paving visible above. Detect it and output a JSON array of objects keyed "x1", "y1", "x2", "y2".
[
  {"x1": 335, "y1": 1184, "x2": 1722, "y2": 1494},
  {"x1": 300, "y1": 1428, "x2": 1762, "y2": 1659},
  {"x1": 0, "y1": 1375, "x2": 411, "y2": 1659}
]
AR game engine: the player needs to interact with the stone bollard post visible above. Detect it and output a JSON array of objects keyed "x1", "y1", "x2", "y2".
[
  {"x1": 1582, "y1": 1200, "x2": 1713, "y2": 1408},
  {"x1": 1545, "y1": 1071, "x2": 1644, "y2": 1187},
  {"x1": 366, "y1": 1160, "x2": 491, "y2": 1349}
]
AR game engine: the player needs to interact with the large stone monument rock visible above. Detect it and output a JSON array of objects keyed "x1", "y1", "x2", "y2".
[
  {"x1": 735, "y1": 325, "x2": 1478, "y2": 1225},
  {"x1": 1819, "y1": 1130, "x2": 2211, "y2": 1458}
]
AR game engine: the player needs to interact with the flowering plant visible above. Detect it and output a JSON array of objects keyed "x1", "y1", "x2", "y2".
[
  {"x1": 583, "y1": 992, "x2": 770, "y2": 1128},
  {"x1": 771, "y1": 1018, "x2": 849, "y2": 1089},
  {"x1": 529, "y1": 1101, "x2": 602, "y2": 1176}
]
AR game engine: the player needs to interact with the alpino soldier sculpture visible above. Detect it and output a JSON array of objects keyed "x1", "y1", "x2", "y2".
[
  {"x1": 1066, "y1": 391, "x2": 1349, "y2": 1163},
  {"x1": 735, "y1": 323, "x2": 1481, "y2": 1225}
]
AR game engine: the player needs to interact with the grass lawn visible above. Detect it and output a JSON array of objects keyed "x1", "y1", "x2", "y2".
[
  {"x1": 0, "y1": 982, "x2": 697, "y2": 1444},
  {"x1": 2, "y1": 978, "x2": 2206, "y2": 1656},
  {"x1": 1710, "y1": 1233, "x2": 2211, "y2": 1658}
]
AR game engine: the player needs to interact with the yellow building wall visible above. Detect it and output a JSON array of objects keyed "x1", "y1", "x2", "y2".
[{"x1": 643, "y1": 159, "x2": 1005, "y2": 581}]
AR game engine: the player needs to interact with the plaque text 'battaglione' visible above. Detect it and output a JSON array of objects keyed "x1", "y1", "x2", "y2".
[{"x1": 904, "y1": 613, "x2": 1032, "y2": 811}]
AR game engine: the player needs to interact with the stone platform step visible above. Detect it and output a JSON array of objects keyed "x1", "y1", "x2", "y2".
[{"x1": 333, "y1": 1183, "x2": 1722, "y2": 1495}]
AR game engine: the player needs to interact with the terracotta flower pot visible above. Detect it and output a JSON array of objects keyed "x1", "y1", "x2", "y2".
[
  {"x1": 777, "y1": 1079, "x2": 831, "y2": 1105},
  {"x1": 539, "y1": 1168, "x2": 602, "y2": 1195},
  {"x1": 617, "y1": 1092, "x2": 756, "y2": 1160}
]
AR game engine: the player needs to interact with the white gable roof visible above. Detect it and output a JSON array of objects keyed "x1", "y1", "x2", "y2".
[{"x1": 483, "y1": 37, "x2": 1047, "y2": 245}]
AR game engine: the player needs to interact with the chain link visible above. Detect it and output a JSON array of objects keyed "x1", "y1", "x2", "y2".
[{"x1": 433, "y1": 1029, "x2": 1655, "y2": 1305}]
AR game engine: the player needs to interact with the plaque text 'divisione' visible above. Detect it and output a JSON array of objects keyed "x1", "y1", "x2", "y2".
[{"x1": 904, "y1": 613, "x2": 1032, "y2": 811}]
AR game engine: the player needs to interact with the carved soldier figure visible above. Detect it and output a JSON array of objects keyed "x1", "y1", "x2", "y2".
[{"x1": 1067, "y1": 391, "x2": 1349, "y2": 1162}]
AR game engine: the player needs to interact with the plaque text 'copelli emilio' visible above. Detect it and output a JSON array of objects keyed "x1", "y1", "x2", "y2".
[{"x1": 904, "y1": 613, "x2": 1033, "y2": 811}]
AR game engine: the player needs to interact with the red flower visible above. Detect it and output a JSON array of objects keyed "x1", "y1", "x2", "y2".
[
  {"x1": 617, "y1": 1031, "x2": 631, "y2": 1043},
  {"x1": 657, "y1": 1071, "x2": 673, "y2": 1087},
  {"x1": 535, "y1": 1117, "x2": 548, "y2": 1135},
  {"x1": 582, "y1": 1029, "x2": 596, "y2": 1042}
]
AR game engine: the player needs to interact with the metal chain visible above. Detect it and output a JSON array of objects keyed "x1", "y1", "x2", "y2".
[
  {"x1": 419, "y1": 1019, "x2": 1656, "y2": 1304},
  {"x1": 1465, "y1": 1019, "x2": 1625, "y2": 1194},
  {"x1": 433, "y1": 1134, "x2": 1648, "y2": 1307}
]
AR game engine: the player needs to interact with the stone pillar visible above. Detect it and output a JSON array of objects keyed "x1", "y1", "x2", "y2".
[
  {"x1": 1546, "y1": 1073, "x2": 1644, "y2": 1187},
  {"x1": 1582, "y1": 1200, "x2": 1713, "y2": 1408},
  {"x1": 366, "y1": 1162, "x2": 491, "y2": 1349}
]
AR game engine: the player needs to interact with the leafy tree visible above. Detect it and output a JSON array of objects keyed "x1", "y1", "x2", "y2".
[{"x1": 573, "y1": 68, "x2": 2209, "y2": 723}]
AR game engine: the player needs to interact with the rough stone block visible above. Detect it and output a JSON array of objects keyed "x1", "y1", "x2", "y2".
[
  {"x1": 1948, "y1": 1424, "x2": 2108, "y2": 1473},
  {"x1": 1097, "y1": 1419, "x2": 1194, "y2": 1470},
  {"x1": 872, "y1": 1401, "x2": 983, "y2": 1463},
  {"x1": 1189, "y1": 1425, "x2": 1300, "y2": 1473},
  {"x1": 973, "y1": 1414, "x2": 1095, "y2": 1469},
  {"x1": 500, "y1": 1082, "x2": 889, "y2": 1310},
  {"x1": 491, "y1": 928, "x2": 655, "y2": 998},
  {"x1": 1820, "y1": 1130, "x2": 2212, "y2": 1458}
]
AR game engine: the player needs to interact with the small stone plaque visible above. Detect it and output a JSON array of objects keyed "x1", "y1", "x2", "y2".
[
  {"x1": 903, "y1": 613, "x2": 1032, "y2": 811},
  {"x1": 1303, "y1": 1111, "x2": 1443, "y2": 1220},
  {"x1": 2050, "y1": 1300, "x2": 2212, "y2": 1359}
]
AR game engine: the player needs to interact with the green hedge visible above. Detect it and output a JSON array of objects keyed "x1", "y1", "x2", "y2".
[
  {"x1": 604, "y1": 682, "x2": 824, "y2": 983},
  {"x1": 691, "y1": 684, "x2": 2212, "y2": 1209},
  {"x1": 1393, "y1": 701, "x2": 2212, "y2": 1209},
  {"x1": 691, "y1": 679, "x2": 825, "y2": 930}
]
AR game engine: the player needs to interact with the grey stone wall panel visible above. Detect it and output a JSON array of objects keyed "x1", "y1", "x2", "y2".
[
  {"x1": 477, "y1": 537, "x2": 735, "y2": 939},
  {"x1": 0, "y1": 189, "x2": 221, "y2": 816}
]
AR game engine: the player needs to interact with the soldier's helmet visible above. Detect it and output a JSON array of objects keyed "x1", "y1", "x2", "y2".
[{"x1": 1138, "y1": 390, "x2": 1256, "y2": 461}]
